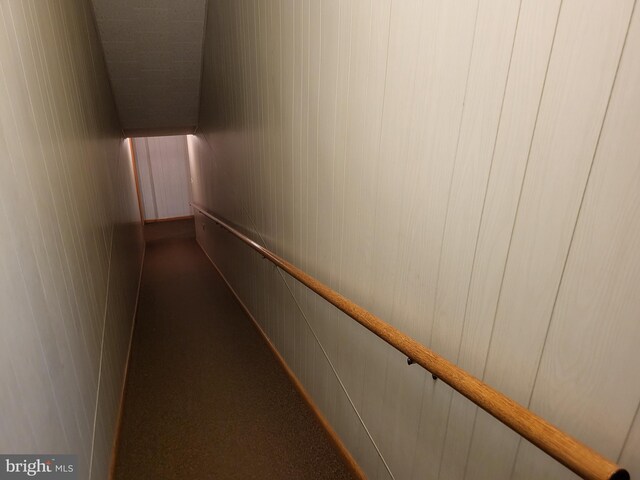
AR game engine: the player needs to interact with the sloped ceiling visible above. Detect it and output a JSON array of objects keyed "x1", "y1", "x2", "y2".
[{"x1": 91, "y1": 0, "x2": 207, "y2": 134}]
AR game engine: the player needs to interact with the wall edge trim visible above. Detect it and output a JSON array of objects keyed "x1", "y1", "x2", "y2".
[
  {"x1": 108, "y1": 244, "x2": 147, "y2": 479},
  {"x1": 196, "y1": 239, "x2": 367, "y2": 480}
]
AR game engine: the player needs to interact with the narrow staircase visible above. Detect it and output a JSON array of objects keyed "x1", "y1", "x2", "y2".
[{"x1": 112, "y1": 219, "x2": 357, "y2": 480}]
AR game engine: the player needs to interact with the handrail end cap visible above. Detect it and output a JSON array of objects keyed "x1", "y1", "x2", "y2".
[{"x1": 610, "y1": 468, "x2": 630, "y2": 480}]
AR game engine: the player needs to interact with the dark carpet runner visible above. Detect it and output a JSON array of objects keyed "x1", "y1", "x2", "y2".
[{"x1": 113, "y1": 219, "x2": 357, "y2": 479}]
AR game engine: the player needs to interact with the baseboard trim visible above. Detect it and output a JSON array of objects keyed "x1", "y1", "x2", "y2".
[
  {"x1": 144, "y1": 215, "x2": 194, "y2": 224},
  {"x1": 196, "y1": 239, "x2": 367, "y2": 480},
  {"x1": 108, "y1": 245, "x2": 146, "y2": 479}
]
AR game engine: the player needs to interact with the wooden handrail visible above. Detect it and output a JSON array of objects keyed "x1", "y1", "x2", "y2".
[{"x1": 190, "y1": 202, "x2": 630, "y2": 480}]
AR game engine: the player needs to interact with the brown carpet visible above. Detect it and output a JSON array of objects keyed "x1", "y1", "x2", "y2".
[{"x1": 113, "y1": 219, "x2": 358, "y2": 479}]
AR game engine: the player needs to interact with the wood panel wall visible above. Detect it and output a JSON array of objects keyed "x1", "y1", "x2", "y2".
[
  {"x1": 190, "y1": 1, "x2": 640, "y2": 478},
  {"x1": 0, "y1": 1, "x2": 144, "y2": 478}
]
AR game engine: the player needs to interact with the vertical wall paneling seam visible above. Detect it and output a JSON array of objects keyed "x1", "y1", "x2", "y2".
[
  {"x1": 407, "y1": 3, "x2": 482, "y2": 478},
  {"x1": 426, "y1": 0, "x2": 480, "y2": 349},
  {"x1": 475, "y1": 0, "x2": 563, "y2": 386},
  {"x1": 376, "y1": 4, "x2": 429, "y2": 475},
  {"x1": 194, "y1": 0, "x2": 209, "y2": 124},
  {"x1": 335, "y1": 0, "x2": 353, "y2": 291},
  {"x1": 618, "y1": 401, "x2": 640, "y2": 462},
  {"x1": 276, "y1": 0, "x2": 284, "y2": 361},
  {"x1": 289, "y1": 0, "x2": 298, "y2": 370},
  {"x1": 245, "y1": 0, "x2": 256, "y2": 221},
  {"x1": 329, "y1": 0, "x2": 341, "y2": 273},
  {"x1": 253, "y1": 0, "x2": 265, "y2": 235},
  {"x1": 239, "y1": 0, "x2": 249, "y2": 219},
  {"x1": 275, "y1": 266, "x2": 395, "y2": 480},
  {"x1": 335, "y1": 0, "x2": 354, "y2": 433},
  {"x1": 88, "y1": 144, "x2": 119, "y2": 480},
  {"x1": 195, "y1": 132, "x2": 389, "y2": 471},
  {"x1": 313, "y1": 0, "x2": 322, "y2": 290},
  {"x1": 301, "y1": 0, "x2": 310, "y2": 374},
  {"x1": 328, "y1": 0, "x2": 345, "y2": 427},
  {"x1": 0, "y1": 3, "x2": 71, "y2": 447},
  {"x1": 452, "y1": 0, "x2": 524, "y2": 371},
  {"x1": 304, "y1": 0, "x2": 313, "y2": 387},
  {"x1": 278, "y1": 0, "x2": 284, "y2": 261},
  {"x1": 435, "y1": 2, "x2": 525, "y2": 479},
  {"x1": 300, "y1": 3, "x2": 311, "y2": 278},
  {"x1": 507, "y1": 1, "x2": 639, "y2": 475},
  {"x1": 356, "y1": 0, "x2": 392, "y2": 448},
  {"x1": 231, "y1": 5, "x2": 241, "y2": 201},
  {"x1": 291, "y1": 0, "x2": 297, "y2": 261},
  {"x1": 459, "y1": 3, "x2": 565, "y2": 478}
]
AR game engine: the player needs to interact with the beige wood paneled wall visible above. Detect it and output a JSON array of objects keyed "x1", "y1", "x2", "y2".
[
  {"x1": 191, "y1": 1, "x2": 640, "y2": 478},
  {"x1": 0, "y1": 1, "x2": 144, "y2": 478}
]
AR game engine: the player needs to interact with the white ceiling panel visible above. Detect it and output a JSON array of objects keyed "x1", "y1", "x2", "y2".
[{"x1": 91, "y1": 0, "x2": 206, "y2": 133}]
